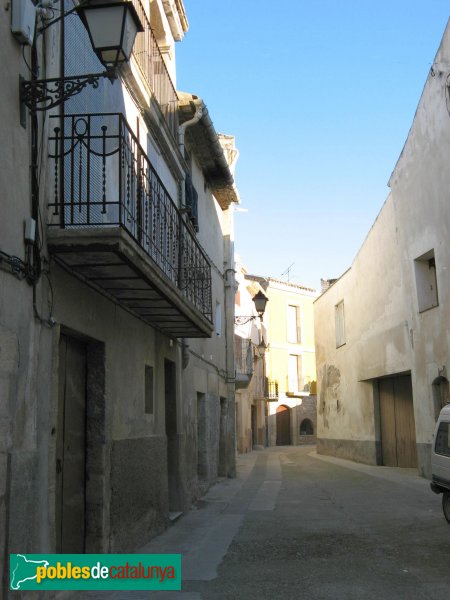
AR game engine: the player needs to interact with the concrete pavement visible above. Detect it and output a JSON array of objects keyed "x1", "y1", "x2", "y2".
[{"x1": 80, "y1": 445, "x2": 450, "y2": 599}]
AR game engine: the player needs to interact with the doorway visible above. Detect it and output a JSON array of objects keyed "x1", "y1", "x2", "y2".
[
  {"x1": 197, "y1": 392, "x2": 207, "y2": 480},
  {"x1": 218, "y1": 397, "x2": 227, "y2": 476},
  {"x1": 56, "y1": 334, "x2": 87, "y2": 553},
  {"x1": 432, "y1": 376, "x2": 449, "y2": 420},
  {"x1": 251, "y1": 405, "x2": 257, "y2": 447},
  {"x1": 165, "y1": 359, "x2": 178, "y2": 510},
  {"x1": 379, "y1": 375, "x2": 417, "y2": 468},
  {"x1": 276, "y1": 405, "x2": 291, "y2": 446}
]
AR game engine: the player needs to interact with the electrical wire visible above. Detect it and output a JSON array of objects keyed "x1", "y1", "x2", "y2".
[
  {"x1": 0, "y1": 250, "x2": 28, "y2": 279},
  {"x1": 21, "y1": 46, "x2": 33, "y2": 74},
  {"x1": 33, "y1": 275, "x2": 56, "y2": 327}
]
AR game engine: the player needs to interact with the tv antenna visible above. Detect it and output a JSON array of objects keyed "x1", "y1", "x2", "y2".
[{"x1": 281, "y1": 263, "x2": 294, "y2": 282}]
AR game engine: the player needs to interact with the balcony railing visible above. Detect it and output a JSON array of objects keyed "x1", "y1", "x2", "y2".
[
  {"x1": 131, "y1": 0, "x2": 179, "y2": 140},
  {"x1": 265, "y1": 379, "x2": 279, "y2": 401},
  {"x1": 48, "y1": 113, "x2": 212, "y2": 322},
  {"x1": 235, "y1": 336, "x2": 254, "y2": 378}
]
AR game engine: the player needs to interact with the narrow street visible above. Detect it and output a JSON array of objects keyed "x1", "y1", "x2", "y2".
[{"x1": 85, "y1": 446, "x2": 450, "y2": 600}]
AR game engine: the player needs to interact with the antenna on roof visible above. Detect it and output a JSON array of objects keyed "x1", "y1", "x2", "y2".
[{"x1": 281, "y1": 263, "x2": 294, "y2": 283}]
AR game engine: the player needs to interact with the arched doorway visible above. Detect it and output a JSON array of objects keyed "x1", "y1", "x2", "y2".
[
  {"x1": 276, "y1": 405, "x2": 291, "y2": 445},
  {"x1": 432, "y1": 376, "x2": 449, "y2": 419}
]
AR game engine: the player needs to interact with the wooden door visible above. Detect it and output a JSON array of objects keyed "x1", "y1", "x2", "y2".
[
  {"x1": 165, "y1": 359, "x2": 178, "y2": 510},
  {"x1": 56, "y1": 334, "x2": 87, "y2": 552},
  {"x1": 379, "y1": 375, "x2": 417, "y2": 468},
  {"x1": 276, "y1": 405, "x2": 291, "y2": 446},
  {"x1": 251, "y1": 405, "x2": 257, "y2": 447}
]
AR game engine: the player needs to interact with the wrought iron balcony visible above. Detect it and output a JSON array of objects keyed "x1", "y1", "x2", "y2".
[
  {"x1": 47, "y1": 113, "x2": 213, "y2": 338},
  {"x1": 265, "y1": 379, "x2": 279, "y2": 401},
  {"x1": 235, "y1": 336, "x2": 254, "y2": 389},
  {"x1": 235, "y1": 336, "x2": 254, "y2": 377},
  {"x1": 131, "y1": 0, "x2": 178, "y2": 139}
]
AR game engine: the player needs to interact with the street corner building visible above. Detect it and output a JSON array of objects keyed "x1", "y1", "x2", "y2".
[
  {"x1": 314, "y1": 19, "x2": 450, "y2": 478},
  {"x1": 1, "y1": 0, "x2": 240, "y2": 591}
]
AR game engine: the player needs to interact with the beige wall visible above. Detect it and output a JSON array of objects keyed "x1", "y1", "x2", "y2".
[{"x1": 314, "y1": 21, "x2": 450, "y2": 476}]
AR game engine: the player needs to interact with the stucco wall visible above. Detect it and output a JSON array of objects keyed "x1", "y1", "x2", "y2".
[
  {"x1": 0, "y1": 8, "x2": 57, "y2": 591},
  {"x1": 389, "y1": 25, "x2": 450, "y2": 456},
  {"x1": 314, "y1": 21, "x2": 450, "y2": 476}
]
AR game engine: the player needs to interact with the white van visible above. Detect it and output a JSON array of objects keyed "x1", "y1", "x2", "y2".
[{"x1": 430, "y1": 404, "x2": 450, "y2": 523}]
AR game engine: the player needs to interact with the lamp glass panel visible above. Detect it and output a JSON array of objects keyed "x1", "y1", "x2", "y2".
[
  {"x1": 253, "y1": 294, "x2": 267, "y2": 314},
  {"x1": 122, "y1": 9, "x2": 139, "y2": 59},
  {"x1": 98, "y1": 49, "x2": 121, "y2": 64},
  {"x1": 83, "y1": 6, "x2": 125, "y2": 50}
]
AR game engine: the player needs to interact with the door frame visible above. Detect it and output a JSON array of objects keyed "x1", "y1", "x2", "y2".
[
  {"x1": 53, "y1": 327, "x2": 107, "y2": 553},
  {"x1": 276, "y1": 404, "x2": 291, "y2": 446}
]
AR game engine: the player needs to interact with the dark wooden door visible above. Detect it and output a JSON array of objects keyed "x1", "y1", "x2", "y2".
[
  {"x1": 165, "y1": 359, "x2": 178, "y2": 510},
  {"x1": 56, "y1": 334, "x2": 87, "y2": 552},
  {"x1": 251, "y1": 405, "x2": 257, "y2": 447},
  {"x1": 379, "y1": 375, "x2": 417, "y2": 468},
  {"x1": 276, "y1": 405, "x2": 291, "y2": 446}
]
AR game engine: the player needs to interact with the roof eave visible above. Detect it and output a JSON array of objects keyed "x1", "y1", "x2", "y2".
[{"x1": 178, "y1": 93, "x2": 239, "y2": 209}]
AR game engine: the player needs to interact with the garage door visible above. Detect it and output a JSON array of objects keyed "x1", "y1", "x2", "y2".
[{"x1": 379, "y1": 375, "x2": 417, "y2": 468}]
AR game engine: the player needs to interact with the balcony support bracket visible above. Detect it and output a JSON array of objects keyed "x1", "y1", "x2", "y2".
[{"x1": 20, "y1": 71, "x2": 117, "y2": 112}]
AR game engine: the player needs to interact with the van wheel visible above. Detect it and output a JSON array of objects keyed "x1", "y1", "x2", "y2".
[{"x1": 443, "y1": 492, "x2": 450, "y2": 524}]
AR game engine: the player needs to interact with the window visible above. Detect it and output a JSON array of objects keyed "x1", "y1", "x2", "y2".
[
  {"x1": 288, "y1": 354, "x2": 302, "y2": 392},
  {"x1": 335, "y1": 300, "x2": 345, "y2": 348},
  {"x1": 434, "y1": 422, "x2": 450, "y2": 457},
  {"x1": 144, "y1": 365, "x2": 154, "y2": 414},
  {"x1": 287, "y1": 305, "x2": 301, "y2": 343},
  {"x1": 414, "y1": 250, "x2": 438, "y2": 312},
  {"x1": 185, "y1": 173, "x2": 199, "y2": 232}
]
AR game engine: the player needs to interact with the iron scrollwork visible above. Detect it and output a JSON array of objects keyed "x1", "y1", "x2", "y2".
[
  {"x1": 20, "y1": 71, "x2": 116, "y2": 111},
  {"x1": 234, "y1": 315, "x2": 258, "y2": 325}
]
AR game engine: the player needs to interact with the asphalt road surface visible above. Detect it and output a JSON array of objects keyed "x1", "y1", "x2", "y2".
[{"x1": 82, "y1": 445, "x2": 450, "y2": 600}]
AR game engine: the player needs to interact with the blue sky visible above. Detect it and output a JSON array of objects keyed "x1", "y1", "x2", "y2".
[{"x1": 176, "y1": 2, "x2": 449, "y2": 290}]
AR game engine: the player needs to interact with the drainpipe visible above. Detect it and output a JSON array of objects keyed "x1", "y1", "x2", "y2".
[
  {"x1": 178, "y1": 102, "x2": 203, "y2": 208},
  {"x1": 223, "y1": 241, "x2": 237, "y2": 477}
]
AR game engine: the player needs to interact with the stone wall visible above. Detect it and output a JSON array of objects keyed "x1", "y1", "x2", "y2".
[{"x1": 293, "y1": 395, "x2": 317, "y2": 445}]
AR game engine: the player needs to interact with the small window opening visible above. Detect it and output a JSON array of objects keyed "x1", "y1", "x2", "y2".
[
  {"x1": 414, "y1": 249, "x2": 438, "y2": 312},
  {"x1": 299, "y1": 418, "x2": 314, "y2": 436}
]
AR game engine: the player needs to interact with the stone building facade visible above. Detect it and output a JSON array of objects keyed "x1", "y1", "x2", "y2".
[
  {"x1": 234, "y1": 261, "x2": 268, "y2": 453},
  {"x1": 1, "y1": 0, "x2": 239, "y2": 593},
  {"x1": 246, "y1": 276, "x2": 318, "y2": 448},
  {"x1": 314, "y1": 21, "x2": 450, "y2": 478}
]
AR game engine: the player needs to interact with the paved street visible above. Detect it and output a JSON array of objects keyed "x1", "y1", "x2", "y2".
[{"x1": 85, "y1": 446, "x2": 450, "y2": 600}]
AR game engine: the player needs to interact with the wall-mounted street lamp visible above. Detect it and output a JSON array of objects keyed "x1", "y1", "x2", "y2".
[
  {"x1": 234, "y1": 291, "x2": 268, "y2": 325},
  {"x1": 20, "y1": 0, "x2": 144, "y2": 111}
]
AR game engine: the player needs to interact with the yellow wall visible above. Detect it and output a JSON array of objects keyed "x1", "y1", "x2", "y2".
[{"x1": 264, "y1": 280, "x2": 317, "y2": 396}]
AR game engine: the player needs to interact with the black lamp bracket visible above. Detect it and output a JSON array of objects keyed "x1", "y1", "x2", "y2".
[
  {"x1": 20, "y1": 70, "x2": 117, "y2": 111},
  {"x1": 234, "y1": 315, "x2": 259, "y2": 325}
]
